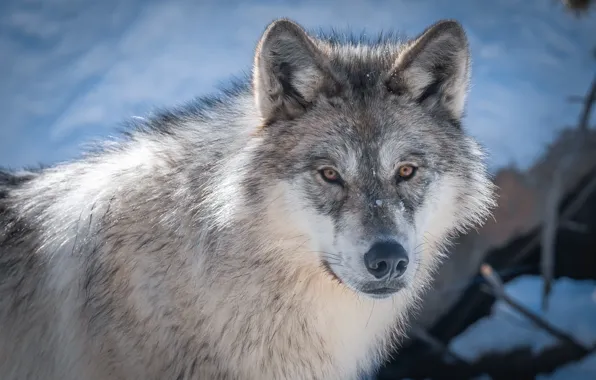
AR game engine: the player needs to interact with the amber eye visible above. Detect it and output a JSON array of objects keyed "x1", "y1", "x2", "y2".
[
  {"x1": 319, "y1": 167, "x2": 342, "y2": 184},
  {"x1": 397, "y1": 164, "x2": 417, "y2": 180}
]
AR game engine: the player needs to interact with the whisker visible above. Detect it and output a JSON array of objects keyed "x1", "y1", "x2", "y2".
[{"x1": 366, "y1": 299, "x2": 375, "y2": 328}]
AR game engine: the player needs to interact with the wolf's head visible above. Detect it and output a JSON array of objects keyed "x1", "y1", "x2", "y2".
[{"x1": 245, "y1": 19, "x2": 496, "y2": 299}]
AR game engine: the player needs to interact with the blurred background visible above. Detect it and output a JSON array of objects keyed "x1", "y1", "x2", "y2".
[{"x1": 1, "y1": 0, "x2": 595, "y2": 378}]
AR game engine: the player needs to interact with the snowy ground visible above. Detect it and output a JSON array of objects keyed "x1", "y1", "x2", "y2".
[{"x1": 449, "y1": 275, "x2": 596, "y2": 378}]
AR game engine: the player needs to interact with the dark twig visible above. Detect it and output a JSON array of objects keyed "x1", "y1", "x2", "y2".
[
  {"x1": 409, "y1": 326, "x2": 469, "y2": 365},
  {"x1": 578, "y1": 74, "x2": 596, "y2": 132},
  {"x1": 540, "y1": 171, "x2": 562, "y2": 311},
  {"x1": 560, "y1": 220, "x2": 589, "y2": 233},
  {"x1": 540, "y1": 73, "x2": 596, "y2": 307},
  {"x1": 479, "y1": 264, "x2": 590, "y2": 354},
  {"x1": 509, "y1": 67, "x2": 596, "y2": 268},
  {"x1": 510, "y1": 173, "x2": 596, "y2": 264},
  {"x1": 561, "y1": 174, "x2": 596, "y2": 220}
]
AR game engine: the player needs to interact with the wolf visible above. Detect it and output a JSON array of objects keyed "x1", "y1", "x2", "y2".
[{"x1": 0, "y1": 18, "x2": 495, "y2": 380}]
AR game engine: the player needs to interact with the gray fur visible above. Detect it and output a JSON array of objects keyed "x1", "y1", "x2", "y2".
[{"x1": 0, "y1": 19, "x2": 496, "y2": 380}]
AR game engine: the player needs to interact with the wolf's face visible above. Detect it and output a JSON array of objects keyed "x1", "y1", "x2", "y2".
[{"x1": 250, "y1": 19, "x2": 495, "y2": 299}]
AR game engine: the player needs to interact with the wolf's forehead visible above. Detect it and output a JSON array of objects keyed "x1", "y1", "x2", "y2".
[{"x1": 327, "y1": 129, "x2": 422, "y2": 177}]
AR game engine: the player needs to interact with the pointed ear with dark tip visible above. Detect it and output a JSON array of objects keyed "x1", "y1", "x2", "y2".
[
  {"x1": 252, "y1": 19, "x2": 340, "y2": 123},
  {"x1": 387, "y1": 20, "x2": 471, "y2": 121}
]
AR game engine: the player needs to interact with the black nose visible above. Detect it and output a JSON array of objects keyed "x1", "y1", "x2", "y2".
[{"x1": 363, "y1": 241, "x2": 409, "y2": 280}]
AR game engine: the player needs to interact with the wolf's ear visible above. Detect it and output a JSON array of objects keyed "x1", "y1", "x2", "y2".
[
  {"x1": 253, "y1": 19, "x2": 340, "y2": 123},
  {"x1": 387, "y1": 20, "x2": 470, "y2": 121}
]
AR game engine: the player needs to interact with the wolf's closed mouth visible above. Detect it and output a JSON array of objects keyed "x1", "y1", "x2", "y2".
[
  {"x1": 363, "y1": 287, "x2": 400, "y2": 297},
  {"x1": 322, "y1": 260, "x2": 343, "y2": 284},
  {"x1": 323, "y1": 260, "x2": 343, "y2": 284}
]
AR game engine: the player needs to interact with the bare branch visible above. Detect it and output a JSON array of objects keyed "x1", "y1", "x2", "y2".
[
  {"x1": 578, "y1": 74, "x2": 596, "y2": 131},
  {"x1": 409, "y1": 326, "x2": 469, "y2": 365},
  {"x1": 480, "y1": 264, "x2": 590, "y2": 354},
  {"x1": 560, "y1": 220, "x2": 589, "y2": 233},
  {"x1": 541, "y1": 171, "x2": 562, "y2": 311},
  {"x1": 510, "y1": 72, "x2": 596, "y2": 270},
  {"x1": 539, "y1": 72, "x2": 595, "y2": 309},
  {"x1": 561, "y1": 174, "x2": 596, "y2": 219},
  {"x1": 510, "y1": 172, "x2": 596, "y2": 265}
]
